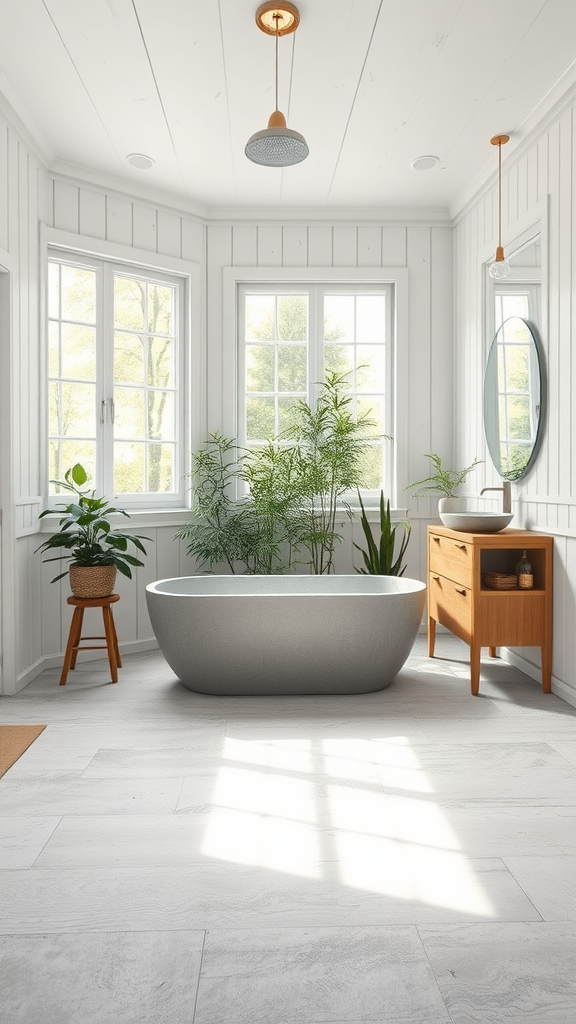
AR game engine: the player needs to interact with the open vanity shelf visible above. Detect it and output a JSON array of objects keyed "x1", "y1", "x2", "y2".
[{"x1": 427, "y1": 526, "x2": 553, "y2": 695}]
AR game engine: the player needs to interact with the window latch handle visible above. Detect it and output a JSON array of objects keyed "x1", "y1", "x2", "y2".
[
  {"x1": 110, "y1": 399, "x2": 115, "y2": 425},
  {"x1": 100, "y1": 399, "x2": 107, "y2": 424}
]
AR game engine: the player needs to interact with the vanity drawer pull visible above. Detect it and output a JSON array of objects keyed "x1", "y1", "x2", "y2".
[
  {"x1": 455, "y1": 588, "x2": 467, "y2": 596},
  {"x1": 455, "y1": 543, "x2": 468, "y2": 552},
  {"x1": 433, "y1": 536, "x2": 440, "y2": 543}
]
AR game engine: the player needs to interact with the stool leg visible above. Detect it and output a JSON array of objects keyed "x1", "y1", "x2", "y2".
[
  {"x1": 60, "y1": 607, "x2": 84, "y2": 686},
  {"x1": 110, "y1": 608, "x2": 122, "y2": 668},
  {"x1": 102, "y1": 605, "x2": 118, "y2": 683},
  {"x1": 69, "y1": 607, "x2": 85, "y2": 670}
]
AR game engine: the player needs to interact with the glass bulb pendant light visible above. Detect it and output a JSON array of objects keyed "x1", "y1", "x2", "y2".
[
  {"x1": 489, "y1": 134, "x2": 511, "y2": 280},
  {"x1": 245, "y1": 3, "x2": 309, "y2": 167}
]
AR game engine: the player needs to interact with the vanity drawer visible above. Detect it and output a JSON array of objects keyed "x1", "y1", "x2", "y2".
[
  {"x1": 428, "y1": 572, "x2": 472, "y2": 639},
  {"x1": 429, "y1": 533, "x2": 473, "y2": 588}
]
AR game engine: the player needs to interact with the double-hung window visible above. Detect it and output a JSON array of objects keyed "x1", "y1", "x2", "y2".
[
  {"x1": 47, "y1": 248, "x2": 186, "y2": 508},
  {"x1": 237, "y1": 282, "x2": 394, "y2": 497}
]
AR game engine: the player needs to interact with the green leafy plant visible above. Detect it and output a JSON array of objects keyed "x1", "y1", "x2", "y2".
[
  {"x1": 175, "y1": 433, "x2": 299, "y2": 575},
  {"x1": 35, "y1": 463, "x2": 151, "y2": 583},
  {"x1": 406, "y1": 453, "x2": 483, "y2": 498},
  {"x1": 353, "y1": 489, "x2": 411, "y2": 576},
  {"x1": 283, "y1": 371, "x2": 381, "y2": 574},
  {"x1": 176, "y1": 373, "x2": 387, "y2": 575}
]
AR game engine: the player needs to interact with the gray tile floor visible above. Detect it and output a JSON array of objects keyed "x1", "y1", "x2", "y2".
[{"x1": 1, "y1": 634, "x2": 575, "y2": 1023}]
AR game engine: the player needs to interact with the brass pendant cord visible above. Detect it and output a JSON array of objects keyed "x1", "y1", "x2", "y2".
[
  {"x1": 275, "y1": 14, "x2": 280, "y2": 111},
  {"x1": 497, "y1": 140, "x2": 503, "y2": 249}
]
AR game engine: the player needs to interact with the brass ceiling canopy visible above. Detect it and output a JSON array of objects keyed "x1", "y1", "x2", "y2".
[{"x1": 255, "y1": 3, "x2": 300, "y2": 35}]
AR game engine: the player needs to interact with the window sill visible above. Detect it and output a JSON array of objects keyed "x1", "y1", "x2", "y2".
[
  {"x1": 38, "y1": 507, "x2": 192, "y2": 533},
  {"x1": 38, "y1": 506, "x2": 409, "y2": 532}
]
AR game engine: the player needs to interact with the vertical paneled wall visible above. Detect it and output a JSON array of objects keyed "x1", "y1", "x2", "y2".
[
  {"x1": 0, "y1": 107, "x2": 48, "y2": 693},
  {"x1": 34, "y1": 178, "x2": 207, "y2": 680},
  {"x1": 454, "y1": 90, "x2": 576, "y2": 705},
  {"x1": 29, "y1": 193, "x2": 453, "y2": 676},
  {"x1": 204, "y1": 219, "x2": 454, "y2": 588},
  {"x1": 1, "y1": 98, "x2": 454, "y2": 688}
]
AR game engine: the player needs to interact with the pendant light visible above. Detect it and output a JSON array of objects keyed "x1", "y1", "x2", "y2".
[
  {"x1": 489, "y1": 134, "x2": 511, "y2": 280},
  {"x1": 245, "y1": 3, "x2": 309, "y2": 167}
]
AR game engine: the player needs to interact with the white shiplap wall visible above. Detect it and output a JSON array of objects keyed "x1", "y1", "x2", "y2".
[
  {"x1": 453, "y1": 87, "x2": 576, "y2": 706},
  {"x1": 1, "y1": 95, "x2": 455, "y2": 692},
  {"x1": 0, "y1": 106, "x2": 49, "y2": 695},
  {"x1": 18, "y1": 183, "x2": 451, "y2": 686}
]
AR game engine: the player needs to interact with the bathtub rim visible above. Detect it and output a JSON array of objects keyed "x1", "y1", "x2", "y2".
[{"x1": 146, "y1": 574, "x2": 427, "y2": 599}]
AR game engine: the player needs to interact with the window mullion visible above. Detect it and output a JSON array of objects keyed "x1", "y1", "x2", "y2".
[
  {"x1": 100, "y1": 261, "x2": 114, "y2": 499},
  {"x1": 309, "y1": 285, "x2": 324, "y2": 409}
]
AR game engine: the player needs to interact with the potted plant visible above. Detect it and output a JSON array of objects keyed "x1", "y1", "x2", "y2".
[
  {"x1": 36, "y1": 463, "x2": 151, "y2": 598},
  {"x1": 406, "y1": 453, "x2": 483, "y2": 515},
  {"x1": 353, "y1": 489, "x2": 411, "y2": 576},
  {"x1": 177, "y1": 373, "x2": 385, "y2": 575}
]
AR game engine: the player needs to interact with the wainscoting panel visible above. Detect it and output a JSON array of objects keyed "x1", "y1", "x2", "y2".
[{"x1": 453, "y1": 86, "x2": 576, "y2": 706}]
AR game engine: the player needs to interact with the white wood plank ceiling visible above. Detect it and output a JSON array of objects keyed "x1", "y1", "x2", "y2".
[{"x1": 1, "y1": 0, "x2": 575, "y2": 214}]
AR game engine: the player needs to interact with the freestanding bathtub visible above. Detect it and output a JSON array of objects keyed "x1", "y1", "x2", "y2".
[{"x1": 146, "y1": 574, "x2": 426, "y2": 696}]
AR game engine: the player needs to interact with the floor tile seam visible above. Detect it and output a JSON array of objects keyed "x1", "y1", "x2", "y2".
[
  {"x1": 544, "y1": 747, "x2": 576, "y2": 768},
  {"x1": 501, "y1": 852, "x2": 576, "y2": 861},
  {"x1": 191, "y1": 929, "x2": 207, "y2": 1024},
  {"x1": 1, "y1": 809, "x2": 196, "y2": 817},
  {"x1": 0, "y1": 926, "x2": 209, "y2": 938},
  {"x1": 414, "y1": 925, "x2": 457, "y2": 1024},
  {"x1": 28, "y1": 816, "x2": 64, "y2": 868},
  {"x1": 497, "y1": 858, "x2": 546, "y2": 922}
]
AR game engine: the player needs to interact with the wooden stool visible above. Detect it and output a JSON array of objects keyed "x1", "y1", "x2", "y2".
[{"x1": 60, "y1": 594, "x2": 122, "y2": 685}]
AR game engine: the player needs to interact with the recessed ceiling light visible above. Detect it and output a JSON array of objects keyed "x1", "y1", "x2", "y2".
[
  {"x1": 410, "y1": 155, "x2": 440, "y2": 171},
  {"x1": 127, "y1": 153, "x2": 155, "y2": 170}
]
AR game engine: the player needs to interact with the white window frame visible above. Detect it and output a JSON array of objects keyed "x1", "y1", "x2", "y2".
[
  {"x1": 41, "y1": 227, "x2": 203, "y2": 518},
  {"x1": 223, "y1": 267, "x2": 408, "y2": 508}
]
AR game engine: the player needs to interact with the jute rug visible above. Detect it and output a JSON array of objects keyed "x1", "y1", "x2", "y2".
[{"x1": 0, "y1": 725, "x2": 47, "y2": 778}]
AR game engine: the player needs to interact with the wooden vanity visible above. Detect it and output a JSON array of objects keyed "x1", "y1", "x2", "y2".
[{"x1": 427, "y1": 526, "x2": 553, "y2": 695}]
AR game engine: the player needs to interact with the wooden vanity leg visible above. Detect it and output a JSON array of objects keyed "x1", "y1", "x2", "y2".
[
  {"x1": 541, "y1": 642, "x2": 552, "y2": 694},
  {"x1": 428, "y1": 616, "x2": 436, "y2": 657},
  {"x1": 470, "y1": 642, "x2": 481, "y2": 696},
  {"x1": 489, "y1": 646, "x2": 497, "y2": 658}
]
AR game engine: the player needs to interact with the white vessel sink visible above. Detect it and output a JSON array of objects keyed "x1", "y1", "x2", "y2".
[{"x1": 439, "y1": 511, "x2": 514, "y2": 533}]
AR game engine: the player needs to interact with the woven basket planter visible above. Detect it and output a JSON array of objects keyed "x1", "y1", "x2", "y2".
[{"x1": 69, "y1": 564, "x2": 117, "y2": 599}]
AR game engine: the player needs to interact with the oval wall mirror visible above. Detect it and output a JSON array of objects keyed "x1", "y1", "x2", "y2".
[{"x1": 483, "y1": 316, "x2": 545, "y2": 480}]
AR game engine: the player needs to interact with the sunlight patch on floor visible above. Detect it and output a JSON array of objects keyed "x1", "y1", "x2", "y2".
[
  {"x1": 335, "y1": 831, "x2": 494, "y2": 915},
  {"x1": 201, "y1": 806, "x2": 322, "y2": 877},
  {"x1": 322, "y1": 737, "x2": 433, "y2": 792},
  {"x1": 201, "y1": 735, "x2": 496, "y2": 914},
  {"x1": 223, "y1": 736, "x2": 313, "y2": 772}
]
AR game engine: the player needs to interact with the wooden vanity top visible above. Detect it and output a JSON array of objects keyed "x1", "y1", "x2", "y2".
[{"x1": 428, "y1": 526, "x2": 552, "y2": 547}]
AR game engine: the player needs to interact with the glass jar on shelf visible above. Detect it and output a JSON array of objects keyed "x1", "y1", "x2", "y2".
[{"x1": 516, "y1": 550, "x2": 533, "y2": 589}]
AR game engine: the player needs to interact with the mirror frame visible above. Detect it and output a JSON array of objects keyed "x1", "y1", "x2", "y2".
[{"x1": 483, "y1": 315, "x2": 546, "y2": 481}]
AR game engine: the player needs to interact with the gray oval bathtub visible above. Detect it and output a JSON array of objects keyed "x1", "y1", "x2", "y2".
[{"x1": 146, "y1": 574, "x2": 426, "y2": 696}]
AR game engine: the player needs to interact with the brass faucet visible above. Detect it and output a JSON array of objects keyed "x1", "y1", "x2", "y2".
[{"x1": 480, "y1": 481, "x2": 511, "y2": 513}]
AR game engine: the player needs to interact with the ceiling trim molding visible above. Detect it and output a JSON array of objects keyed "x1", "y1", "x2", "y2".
[
  {"x1": 0, "y1": 76, "x2": 54, "y2": 166},
  {"x1": 205, "y1": 205, "x2": 451, "y2": 225},
  {"x1": 50, "y1": 161, "x2": 209, "y2": 222},
  {"x1": 49, "y1": 163, "x2": 451, "y2": 226},
  {"x1": 450, "y1": 67, "x2": 576, "y2": 224}
]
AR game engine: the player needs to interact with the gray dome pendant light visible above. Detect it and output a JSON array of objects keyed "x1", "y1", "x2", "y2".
[{"x1": 245, "y1": 3, "x2": 309, "y2": 168}]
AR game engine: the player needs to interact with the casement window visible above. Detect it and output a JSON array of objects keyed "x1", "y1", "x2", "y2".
[
  {"x1": 47, "y1": 249, "x2": 187, "y2": 509},
  {"x1": 237, "y1": 282, "x2": 395, "y2": 498}
]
